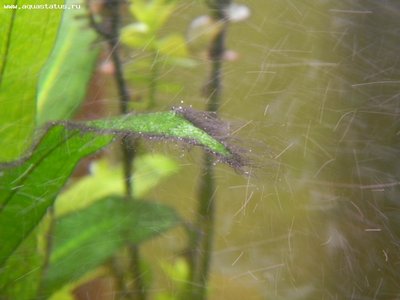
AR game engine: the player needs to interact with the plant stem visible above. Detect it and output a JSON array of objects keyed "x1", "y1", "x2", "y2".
[
  {"x1": 189, "y1": 155, "x2": 216, "y2": 300},
  {"x1": 188, "y1": 1, "x2": 230, "y2": 299},
  {"x1": 104, "y1": 1, "x2": 146, "y2": 299}
]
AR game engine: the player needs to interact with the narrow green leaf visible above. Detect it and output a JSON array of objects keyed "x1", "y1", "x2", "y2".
[
  {"x1": 0, "y1": 126, "x2": 112, "y2": 267},
  {"x1": 0, "y1": 109, "x2": 243, "y2": 267},
  {"x1": 84, "y1": 109, "x2": 235, "y2": 160},
  {"x1": 37, "y1": 0, "x2": 100, "y2": 125},
  {"x1": 0, "y1": 0, "x2": 63, "y2": 161},
  {"x1": 40, "y1": 196, "x2": 181, "y2": 297}
]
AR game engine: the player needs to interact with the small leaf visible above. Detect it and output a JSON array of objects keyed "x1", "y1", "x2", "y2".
[
  {"x1": 0, "y1": 109, "x2": 243, "y2": 267},
  {"x1": 161, "y1": 258, "x2": 189, "y2": 284},
  {"x1": 156, "y1": 34, "x2": 190, "y2": 58},
  {"x1": 130, "y1": 0, "x2": 176, "y2": 32},
  {"x1": 40, "y1": 196, "x2": 181, "y2": 297},
  {"x1": 121, "y1": 22, "x2": 154, "y2": 49}
]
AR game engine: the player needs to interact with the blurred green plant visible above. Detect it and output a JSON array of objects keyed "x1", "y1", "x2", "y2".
[
  {"x1": 37, "y1": 0, "x2": 100, "y2": 125},
  {"x1": 121, "y1": 0, "x2": 196, "y2": 109},
  {"x1": 155, "y1": 258, "x2": 190, "y2": 300}
]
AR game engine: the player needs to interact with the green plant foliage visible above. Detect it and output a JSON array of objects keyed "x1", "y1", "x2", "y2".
[
  {"x1": 37, "y1": 0, "x2": 100, "y2": 125},
  {"x1": 121, "y1": 0, "x2": 192, "y2": 62},
  {"x1": 121, "y1": 0, "x2": 175, "y2": 51},
  {"x1": 121, "y1": 0, "x2": 196, "y2": 109},
  {"x1": 156, "y1": 34, "x2": 198, "y2": 67},
  {"x1": 0, "y1": 110, "x2": 241, "y2": 267},
  {"x1": 55, "y1": 154, "x2": 180, "y2": 217},
  {"x1": 156, "y1": 258, "x2": 190, "y2": 300},
  {"x1": 0, "y1": 0, "x2": 63, "y2": 161},
  {"x1": 40, "y1": 195, "x2": 181, "y2": 297},
  {"x1": 85, "y1": 111, "x2": 232, "y2": 157},
  {"x1": 0, "y1": 232, "x2": 43, "y2": 299},
  {"x1": 129, "y1": 0, "x2": 176, "y2": 33},
  {"x1": 0, "y1": 126, "x2": 111, "y2": 268}
]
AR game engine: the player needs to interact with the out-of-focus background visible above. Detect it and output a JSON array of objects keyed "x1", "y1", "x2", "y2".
[{"x1": 130, "y1": 1, "x2": 400, "y2": 299}]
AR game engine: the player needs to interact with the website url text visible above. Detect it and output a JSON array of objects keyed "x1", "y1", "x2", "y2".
[{"x1": 3, "y1": 4, "x2": 81, "y2": 10}]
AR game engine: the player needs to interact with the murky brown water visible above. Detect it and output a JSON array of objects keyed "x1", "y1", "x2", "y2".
[{"x1": 128, "y1": 1, "x2": 400, "y2": 299}]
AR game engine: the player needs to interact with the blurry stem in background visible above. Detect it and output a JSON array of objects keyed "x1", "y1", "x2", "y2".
[
  {"x1": 92, "y1": 0, "x2": 146, "y2": 299},
  {"x1": 189, "y1": 155, "x2": 216, "y2": 300},
  {"x1": 188, "y1": 0, "x2": 231, "y2": 299}
]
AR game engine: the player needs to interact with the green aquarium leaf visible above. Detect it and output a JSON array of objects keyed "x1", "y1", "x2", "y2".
[
  {"x1": 130, "y1": 0, "x2": 176, "y2": 33},
  {"x1": 156, "y1": 34, "x2": 190, "y2": 58},
  {"x1": 37, "y1": 0, "x2": 100, "y2": 125},
  {"x1": 84, "y1": 109, "x2": 234, "y2": 159},
  {"x1": 121, "y1": 22, "x2": 154, "y2": 49},
  {"x1": 0, "y1": 126, "x2": 112, "y2": 268},
  {"x1": 0, "y1": 230, "x2": 43, "y2": 299},
  {"x1": 0, "y1": 109, "x2": 243, "y2": 267},
  {"x1": 40, "y1": 195, "x2": 181, "y2": 297},
  {"x1": 55, "y1": 154, "x2": 179, "y2": 217},
  {"x1": 0, "y1": 0, "x2": 63, "y2": 161}
]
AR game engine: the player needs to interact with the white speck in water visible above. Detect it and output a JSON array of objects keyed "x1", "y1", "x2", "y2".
[{"x1": 225, "y1": 3, "x2": 251, "y2": 23}]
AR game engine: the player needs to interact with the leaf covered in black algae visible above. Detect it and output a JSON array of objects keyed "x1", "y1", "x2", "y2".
[
  {"x1": 173, "y1": 106, "x2": 229, "y2": 139},
  {"x1": 0, "y1": 109, "x2": 247, "y2": 267},
  {"x1": 173, "y1": 106, "x2": 247, "y2": 170}
]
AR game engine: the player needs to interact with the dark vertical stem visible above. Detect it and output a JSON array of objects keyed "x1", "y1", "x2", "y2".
[
  {"x1": 104, "y1": 1, "x2": 145, "y2": 299},
  {"x1": 189, "y1": 155, "x2": 216, "y2": 300},
  {"x1": 188, "y1": 1, "x2": 230, "y2": 299},
  {"x1": 207, "y1": 26, "x2": 226, "y2": 113}
]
